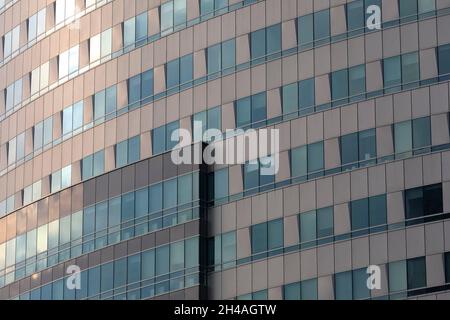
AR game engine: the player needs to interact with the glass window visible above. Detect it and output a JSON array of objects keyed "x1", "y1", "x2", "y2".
[
  {"x1": 317, "y1": 207, "x2": 333, "y2": 239},
  {"x1": 94, "y1": 90, "x2": 106, "y2": 121},
  {"x1": 68, "y1": 45, "x2": 79, "y2": 75},
  {"x1": 62, "y1": 106, "x2": 73, "y2": 135},
  {"x1": 419, "y1": 0, "x2": 435, "y2": 14},
  {"x1": 90, "y1": 34, "x2": 100, "y2": 63},
  {"x1": 298, "y1": 14, "x2": 313, "y2": 49},
  {"x1": 82, "y1": 155, "x2": 93, "y2": 180},
  {"x1": 92, "y1": 150, "x2": 104, "y2": 176},
  {"x1": 347, "y1": 0, "x2": 364, "y2": 35},
  {"x1": 73, "y1": 101, "x2": 83, "y2": 131},
  {"x1": 16, "y1": 132, "x2": 24, "y2": 160},
  {"x1": 341, "y1": 132, "x2": 358, "y2": 167},
  {"x1": 314, "y1": 10, "x2": 330, "y2": 43},
  {"x1": 438, "y1": 44, "x2": 450, "y2": 79},
  {"x1": 412, "y1": 117, "x2": 431, "y2": 150},
  {"x1": 399, "y1": 0, "x2": 418, "y2": 22},
  {"x1": 128, "y1": 254, "x2": 141, "y2": 285},
  {"x1": 124, "y1": 17, "x2": 136, "y2": 48},
  {"x1": 298, "y1": 78, "x2": 315, "y2": 112},
  {"x1": 114, "y1": 258, "x2": 127, "y2": 290},
  {"x1": 235, "y1": 97, "x2": 251, "y2": 128},
  {"x1": 335, "y1": 271, "x2": 353, "y2": 300},
  {"x1": 284, "y1": 282, "x2": 300, "y2": 300},
  {"x1": 222, "y1": 39, "x2": 235, "y2": 70},
  {"x1": 389, "y1": 260, "x2": 407, "y2": 292},
  {"x1": 106, "y1": 85, "x2": 117, "y2": 115},
  {"x1": 101, "y1": 29, "x2": 112, "y2": 58},
  {"x1": 28, "y1": 14, "x2": 37, "y2": 42},
  {"x1": 185, "y1": 237, "x2": 199, "y2": 268},
  {"x1": 207, "y1": 44, "x2": 221, "y2": 75},
  {"x1": 37, "y1": 224, "x2": 48, "y2": 254},
  {"x1": 178, "y1": 173, "x2": 192, "y2": 205},
  {"x1": 266, "y1": 24, "x2": 281, "y2": 55},
  {"x1": 353, "y1": 268, "x2": 370, "y2": 299},
  {"x1": 384, "y1": 56, "x2": 401, "y2": 93},
  {"x1": 394, "y1": 120, "x2": 412, "y2": 155},
  {"x1": 156, "y1": 245, "x2": 169, "y2": 276},
  {"x1": 423, "y1": 184, "x2": 443, "y2": 216},
  {"x1": 55, "y1": 0, "x2": 65, "y2": 25},
  {"x1": 300, "y1": 210, "x2": 316, "y2": 243},
  {"x1": 166, "y1": 121, "x2": 179, "y2": 151},
  {"x1": 149, "y1": 183, "x2": 162, "y2": 213},
  {"x1": 251, "y1": 222, "x2": 267, "y2": 254},
  {"x1": 359, "y1": 129, "x2": 376, "y2": 162},
  {"x1": 116, "y1": 140, "x2": 128, "y2": 167},
  {"x1": 201, "y1": 0, "x2": 214, "y2": 17},
  {"x1": 88, "y1": 266, "x2": 100, "y2": 297},
  {"x1": 268, "y1": 219, "x2": 283, "y2": 250},
  {"x1": 135, "y1": 13, "x2": 148, "y2": 42},
  {"x1": 251, "y1": 29, "x2": 265, "y2": 61},
  {"x1": 282, "y1": 83, "x2": 298, "y2": 118},
  {"x1": 164, "y1": 178, "x2": 177, "y2": 209},
  {"x1": 407, "y1": 257, "x2": 426, "y2": 290},
  {"x1": 180, "y1": 54, "x2": 193, "y2": 85},
  {"x1": 252, "y1": 92, "x2": 267, "y2": 126},
  {"x1": 222, "y1": 231, "x2": 235, "y2": 264},
  {"x1": 142, "y1": 250, "x2": 155, "y2": 280},
  {"x1": 369, "y1": 194, "x2": 387, "y2": 227},
  {"x1": 128, "y1": 74, "x2": 141, "y2": 107},
  {"x1": 173, "y1": 0, "x2": 187, "y2": 28},
  {"x1": 307, "y1": 142, "x2": 324, "y2": 174},
  {"x1": 291, "y1": 146, "x2": 307, "y2": 180},
  {"x1": 6, "y1": 84, "x2": 14, "y2": 111},
  {"x1": 331, "y1": 69, "x2": 349, "y2": 106},
  {"x1": 135, "y1": 187, "x2": 149, "y2": 218},
  {"x1": 152, "y1": 126, "x2": 166, "y2": 155},
  {"x1": 402, "y1": 52, "x2": 419, "y2": 88},
  {"x1": 351, "y1": 198, "x2": 369, "y2": 234},
  {"x1": 170, "y1": 241, "x2": 184, "y2": 271},
  {"x1": 166, "y1": 59, "x2": 180, "y2": 89},
  {"x1": 301, "y1": 278, "x2": 318, "y2": 300},
  {"x1": 128, "y1": 135, "x2": 140, "y2": 163},
  {"x1": 61, "y1": 165, "x2": 71, "y2": 188},
  {"x1": 244, "y1": 161, "x2": 259, "y2": 192},
  {"x1": 161, "y1": 2, "x2": 174, "y2": 34},
  {"x1": 349, "y1": 65, "x2": 366, "y2": 102},
  {"x1": 214, "y1": 168, "x2": 228, "y2": 201}
]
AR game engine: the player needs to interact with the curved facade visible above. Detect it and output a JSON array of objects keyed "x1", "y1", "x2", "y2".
[{"x1": 0, "y1": 0, "x2": 450, "y2": 300}]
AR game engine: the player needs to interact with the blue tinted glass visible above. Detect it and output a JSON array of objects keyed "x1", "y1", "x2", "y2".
[
  {"x1": 299, "y1": 78, "x2": 315, "y2": 110},
  {"x1": 174, "y1": 0, "x2": 187, "y2": 27},
  {"x1": 332, "y1": 69, "x2": 349, "y2": 102},
  {"x1": 214, "y1": 168, "x2": 228, "y2": 200},
  {"x1": 161, "y1": 2, "x2": 174, "y2": 33},
  {"x1": 122, "y1": 192, "x2": 135, "y2": 222},
  {"x1": 353, "y1": 268, "x2": 370, "y2": 299},
  {"x1": 314, "y1": 10, "x2": 330, "y2": 41},
  {"x1": 402, "y1": 52, "x2": 420, "y2": 85},
  {"x1": 251, "y1": 222, "x2": 267, "y2": 254},
  {"x1": 291, "y1": 146, "x2": 307, "y2": 179},
  {"x1": 152, "y1": 126, "x2": 166, "y2": 154},
  {"x1": 251, "y1": 29, "x2": 266, "y2": 60},
  {"x1": 135, "y1": 188, "x2": 149, "y2": 217},
  {"x1": 298, "y1": 14, "x2": 313, "y2": 47},
  {"x1": 116, "y1": 140, "x2": 128, "y2": 167},
  {"x1": 166, "y1": 121, "x2": 180, "y2": 150},
  {"x1": 412, "y1": 117, "x2": 431, "y2": 149},
  {"x1": 300, "y1": 210, "x2": 316, "y2": 242},
  {"x1": 128, "y1": 135, "x2": 140, "y2": 163},
  {"x1": 244, "y1": 161, "x2": 259, "y2": 191},
  {"x1": 222, "y1": 39, "x2": 235, "y2": 69},
  {"x1": 149, "y1": 183, "x2": 163, "y2": 213},
  {"x1": 167, "y1": 59, "x2": 180, "y2": 88},
  {"x1": 136, "y1": 13, "x2": 147, "y2": 41},
  {"x1": 384, "y1": 56, "x2": 401, "y2": 90},
  {"x1": 283, "y1": 83, "x2": 298, "y2": 116},
  {"x1": 301, "y1": 278, "x2": 318, "y2": 300},
  {"x1": 128, "y1": 74, "x2": 141, "y2": 105},
  {"x1": 88, "y1": 266, "x2": 100, "y2": 297},
  {"x1": 317, "y1": 207, "x2": 333, "y2": 238},
  {"x1": 268, "y1": 219, "x2": 283, "y2": 250},
  {"x1": 93, "y1": 150, "x2": 104, "y2": 176},
  {"x1": 266, "y1": 24, "x2": 281, "y2": 54},
  {"x1": 341, "y1": 133, "x2": 358, "y2": 165},
  {"x1": 82, "y1": 155, "x2": 93, "y2": 180},
  {"x1": 335, "y1": 271, "x2": 352, "y2": 300},
  {"x1": 208, "y1": 44, "x2": 221, "y2": 75},
  {"x1": 307, "y1": 142, "x2": 324, "y2": 173},
  {"x1": 438, "y1": 44, "x2": 450, "y2": 77},
  {"x1": 351, "y1": 198, "x2": 369, "y2": 231},
  {"x1": 141, "y1": 69, "x2": 154, "y2": 100},
  {"x1": 407, "y1": 257, "x2": 426, "y2": 289},
  {"x1": 105, "y1": 86, "x2": 117, "y2": 115},
  {"x1": 180, "y1": 54, "x2": 193, "y2": 84},
  {"x1": 251, "y1": 92, "x2": 266, "y2": 124},
  {"x1": 347, "y1": 0, "x2": 364, "y2": 32},
  {"x1": 349, "y1": 65, "x2": 366, "y2": 101},
  {"x1": 359, "y1": 129, "x2": 376, "y2": 161},
  {"x1": 164, "y1": 178, "x2": 177, "y2": 209},
  {"x1": 369, "y1": 195, "x2": 387, "y2": 227},
  {"x1": 236, "y1": 97, "x2": 251, "y2": 127}
]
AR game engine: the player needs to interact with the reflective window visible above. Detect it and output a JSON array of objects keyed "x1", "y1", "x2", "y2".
[
  {"x1": 438, "y1": 44, "x2": 450, "y2": 80},
  {"x1": 331, "y1": 69, "x2": 349, "y2": 107},
  {"x1": 207, "y1": 44, "x2": 221, "y2": 76},
  {"x1": 402, "y1": 52, "x2": 419, "y2": 89},
  {"x1": 222, "y1": 39, "x2": 235, "y2": 71},
  {"x1": 307, "y1": 142, "x2": 324, "y2": 175},
  {"x1": 161, "y1": 1, "x2": 174, "y2": 35},
  {"x1": 180, "y1": 54, "x2": 193, "y2": 86},
  {"x1": 349, "y1": 65, "x2": 366, "y2": 102},
  {"x1": 214, "y1": 168, "x2": 228, "y2": 201},
  {"x1": 173, "y1": 0, "x2": 187, "y2": 29},
  {"x1": 136, "y1": 13, "x2": 148, "y2": 43},
  {"x1": 124, "y1": 17, "x2": 136, "y2": 48},
  {"x1": 314, "y1": 9, "x2": 330, "y2": 45},
  {"x1": 407, "y1": 257, "x2": 426, "y2": 290},
  {"x1": 298, "y1": 13, "x2": 313, "y2": 49},
  {"x1": 353, "y1": 268, "x2": 370, "y2": 299},
  {"x1": 299, "y1": 78, "x2": 315, "y2": 113},
  {"x1": 335, "y1": 271, "x2": 352, "y2": 300},
  {"x1": 383, "y1": 56, "x2": 401, "y2": 93},
  {"x1": 351, "y1": 198, "x2": 369, "y2": 235},
  {"x1": 128, "y1": 74, "x2": 141, "y2": 107},
  {"x1": 399, "y1": 0, "x2": 418, "y2": 22},
  {"x1": 166, "y1": 59, "x2": 180, "y2": 89},
  {"x1": 389, "y1": 260, "x2": 407, "y2": 292},
  {"x1": 282, "y1": 83, "x2": 298, "y2": 119},
  {"x1": 266, "y1": 24, "x2": 281, "y2": 55},
  {"x1": 251, "y1": 29, "x2": 265, "y2": 61},
  {"x1": 394, "y1": 120, "x2": 412, "y2": 156},
  {"x1": 405, "y1": 183, "x2": 443, "y2": 221},
  {"x1": 300, "y1": 210, "x2": 316, "y2": 245},
  {"x1": 347, "y1": 0, "x2": 364, "y2": 35}
]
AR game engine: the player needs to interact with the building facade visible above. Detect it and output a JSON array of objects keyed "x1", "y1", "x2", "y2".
[{"x1": 0, "y1": 0, "x2": 450, "y2": 300}]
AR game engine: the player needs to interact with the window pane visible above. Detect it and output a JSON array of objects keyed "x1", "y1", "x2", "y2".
[
  {"x1": 351, "y1": 198, "x2": 369, "y2": 231},
  {"x1": 251, "y1": 29, "x2": 265, "y2": 60},
  {"x1": 317, "y1": 207, "x2": 333, "y2": 238},
  {"x1": 116, "y1": 140, "x2": 128, "y2": 167},
  {"x1": 180, "y1": 54, "x2": 193, "y2": 84},
  {"x1": 251, "y1": 222, "x2": 267, "y2": 254},
  {"x1": 236, "y1": 97, "x2": 251, "y2": 127},
  {"x1": 163, "y1": 178, "x2": 177, "y2": 209},
  {"x1": 314, "y1": 10, "x2": 330, "y2": 42},
  {"x1": 332, "y1": 69, "x2": 349, "y2": 104},
  {"x1": 405, "y1": 186, "x2": 424, "y2": 219},
  {"x1": 167, "y1": 59, "x2": 180, "y2": 89},
  {"x1": 268, "y1": 219, "x2": 283, "y2": 250},
  {"x1": 128, "y1": 74, "x2": 141, "y2": 106},
  {"x1": 135, "y1": 188, "x2": 149, "y2": 218},
  {"x1": 282, "y1": 83, "x2": 298, "y2": 117},
  {"x1": 128, "y1": 136, "x2": 140, "y2": 163},
  {"x1": 438, "y1": 44, "x2": 450, "y2": 78},
  {"x1": 341, "y1": 133, "x2": 358, "y2": 165},
  {"x1": 291, "y1": 146, "x2": 307, "y2": 179},
  {"x1": 185, "y1": 237, "x2": 199, "y2": 268},
  {"x1": 402, "y1": 52, "x2": 420, "y2": 86},
  {"x1": 73, "y1": 101, "x2": 83, "y2": 130},
  {"x1": 349, "y1": 65, "x2": 366, "y2": 101},
  {"x1": 359, "y1": 129, "x2": 376, "y2": 161},
  {"x1": 395, "y1": 121, "x2": 412, "y2": 154},
  {"x1": 335, "y1": 271, "x2": 352, "y2": 300},
  {"x1": 149, "y1": 183, "x2": 162, "y2": 213},
  {"x1": 135, "y1": 13, "x2": 147, "y2": 41},
  {"x1": 298, "y1": 14, "x2": 313, "y2": 48},
  {"x1": 251, "y1": 92, "x2": 266, "y2": 124},
  {"x1": 82, "y1": 155, "x2": 93, "y2": 180},
  {"x1": 423, "y1": 184, "x2": 443, "y2": 215},
  {"x1": 399, "y1": 0, "x2": 418, "y2": 21},
  {"x1": 178, "y1": 173, "x2": 192, "y2": 204},
  {"x1": 90, "y1": 34, "x2": 100, "y2": 63},
  {"x1": 244, "y1": 161, "x2": 259, "y2": 191},
  {"x1": 307, "y1": 142, "x2": 323, "y2": 173},
  {"x1": 389, "y1": 260, "x2": 407, "y2": 292},
  {"x1": 101, "y1": 29, "x2": 112, "y2": 57},
  {"x1": 384, "y1": 56, "x2": 401, "y2": 91},
  {"x1": 301, "y1": 278, "x2": 318, "y2": 300},
  {"x1": 93, "y1": 150, "x2": 104, "y2": 176},
  {"x1": 166, "y1": 121, "x2": 179, "y2": 150},
  {"x1": 347, "y1": 0, "x2": 364, "y2": 32},
  {"x1": 266, "y1": 24, "x2": 281, "y2": 54},
  {"x1": 300, "y1": 211, "x2": 316, "y2": 243},
  {"x1": 170, "y1": 241, "x2": 184, "y2": 272},
  {"x1": 105, "y1": 86, "x2": 117, "y2": 115},
  {"x1": 222, "y1": 39, "x2": 235, "y2": 70},
  {"x1": 207, "y1": 44, "x2": 221, "y2": 75},
  {"x1": 353, "y1": 268, "x2": 370, "y2": 299},
  {"x1": 222, "y1": 231, "x2": 235, "y2": 263},
  {"x1": 156, "y1": 246, "x2": 169, "y2": 276},
  {"x1": 412, "y1": 117, "x2": 431, "y2": 149},
  {"x1": 369, "y1": 195, "x2": 387, "y2": 227},
  {"x1": 152, "y1": 126, "x2": 166, "y2": 154},
  {"x1": 214, "y1": 168, "x2": 228, "y2": 200},
  {"x1": 174, "y1": 0, "x2": 186, "y2": 27},
  {"x1": 142, "y1": 250, "x2": 155, "y2": 280},
  {"x1": 161, "y1": 2, "x2": 174, "y2": 34},
  {"x1": 284, "y1": 282, "x2": 300, "y2": 300},
  {"x1": 298, "y1": 78, "x2": 315, "y2": 111},
  {"x1": 407, "y1": 257, "x2": 426, "y2": 290}
]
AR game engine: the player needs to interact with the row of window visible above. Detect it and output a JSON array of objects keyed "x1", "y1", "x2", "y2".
[
  {"x1": 0, "y1": 171, "x2": 200, "y2": 286},
  {"x1": 11, "y1": 237, "x2": 200, "y2": 300},
  {"x1": 208, "y1": 182, "x2": 442, "y2": 270}
]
